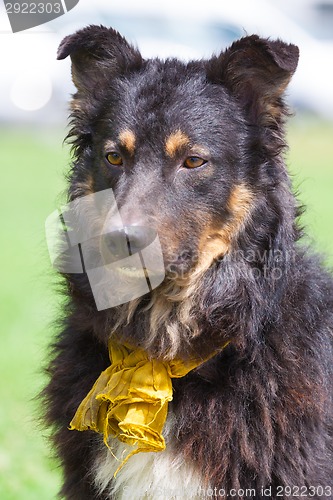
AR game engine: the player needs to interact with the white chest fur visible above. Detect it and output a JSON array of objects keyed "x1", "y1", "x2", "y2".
[{"x1": 93, "y1": 414, "x2": 207, "y2": 499}]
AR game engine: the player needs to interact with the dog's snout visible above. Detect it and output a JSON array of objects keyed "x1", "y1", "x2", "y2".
[
  {"x1": 104, "y1": 230, "x2": 128, "y2": 259},
  {"x1": 126, "y1": 226, "x2": 151, "y2": 254},
  {"x1": 103, "y1": 226, "x2": 157, "y2": 259}
]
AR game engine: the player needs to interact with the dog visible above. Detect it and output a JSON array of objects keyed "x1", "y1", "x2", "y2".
[{"x1": 44, "y1": 26, "x2": 333, "y2": 499}]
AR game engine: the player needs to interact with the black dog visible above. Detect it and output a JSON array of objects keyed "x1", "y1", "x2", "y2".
[{"x1": 45, "y1": 26, "x2": 333, "y2": 499}]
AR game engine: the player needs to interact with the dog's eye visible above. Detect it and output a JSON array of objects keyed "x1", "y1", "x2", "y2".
[
  {"x1": 106, "y1": 152, "x2": 123, "y2": 166},
  {"x1": 183, "y1": 156, "x2": 207, "y2": 169}
]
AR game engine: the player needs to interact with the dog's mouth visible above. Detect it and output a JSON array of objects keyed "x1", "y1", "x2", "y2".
[
  {"x1": 117, "y1": 264, "x2": 161, "y2": 280},
  {"x1": 118, "y1": 264, "x2": 144, "y2": 278},
  {"x1": 96, "y1": 226, "x2": 166, "y2": 292}
]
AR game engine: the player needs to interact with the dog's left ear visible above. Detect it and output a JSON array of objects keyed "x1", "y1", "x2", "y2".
[
  {"x1": 57, "y1": 25, "x2": 143, "y2": 94},
  {"x1": 206, "y1": 35, "x2": 299, "y2": 126}
]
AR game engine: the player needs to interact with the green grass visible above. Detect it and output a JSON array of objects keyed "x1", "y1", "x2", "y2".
[
  {"x1": 287, "y1": 117, "x2": 333, "y2": 265},
  {"x1": 0, "y1": 118, "x2": 332, "y2": 498},
  {"x1": 0, "y1": 128, "x2": 67, "y2": 499}
]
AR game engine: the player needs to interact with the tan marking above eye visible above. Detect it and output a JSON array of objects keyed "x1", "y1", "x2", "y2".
[
  {"x1": 165, "y1": 130, "x2": 190, "y2": 157},
  {"x1": 119, "y1": 129, "x2": 136, "y2": 155}
]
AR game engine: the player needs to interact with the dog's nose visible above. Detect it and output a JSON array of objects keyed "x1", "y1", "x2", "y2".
[
  {"x1": 125, "y1": 226, "x2": 156, "y2": 255},
  {"x1": 104, "y1": 226, "x2": 156, "y2": 259},
  {"x1": 104, "y1": 229, "x2": 128, "y2": 259}
]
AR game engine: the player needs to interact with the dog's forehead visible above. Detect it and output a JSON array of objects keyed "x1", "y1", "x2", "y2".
[
  {"x1": 101, "y1": 61, "x2": 238, "y2": 154},
  {"x1": 121, "y1": 63, "x2": 210, "y2": 120}
]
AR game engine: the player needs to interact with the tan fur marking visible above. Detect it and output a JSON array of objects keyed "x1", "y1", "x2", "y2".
[
  {"x1": 165, "y1": 130, "x2": 190, "y2": 157},
  {"x1": 119, "y1": 129, "x2": 136, "y2": 155},
  {"x1": 197, "y1": 184, "x2": 254, "y2": 271}
]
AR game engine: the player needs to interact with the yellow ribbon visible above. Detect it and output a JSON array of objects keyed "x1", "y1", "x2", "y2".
[{"x1": 69, "y1": 340, "x2": 229, "y2": 474}]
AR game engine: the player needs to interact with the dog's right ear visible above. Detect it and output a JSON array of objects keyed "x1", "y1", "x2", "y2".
[{"x1": 57, "y1": 25, "x2": 143, "y2": 94}]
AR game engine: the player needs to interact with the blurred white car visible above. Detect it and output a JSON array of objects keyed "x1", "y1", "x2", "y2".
[{"x1": 1, "y1": 0, "x2": 333, "y2": 122}]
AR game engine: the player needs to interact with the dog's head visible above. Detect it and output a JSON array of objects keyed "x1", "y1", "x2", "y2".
[{"x1": 58, "y1": 26, "x2": 299, "y2": 357}]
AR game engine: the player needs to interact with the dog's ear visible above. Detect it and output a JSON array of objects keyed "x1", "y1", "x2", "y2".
[
  {"x1": 57, "y1": 25, "x2": 143, "y2": 93},
  {"x1": 206, "y1": 35, "x2": 299, "y2": 126}
]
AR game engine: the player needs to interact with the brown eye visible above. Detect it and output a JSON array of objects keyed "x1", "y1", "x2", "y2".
[
  {"x1": 183, "y1": 156, "x2": 207, "y2": 169},
  {"x1": 106, "y1": 152, "x2": 123, "y2": 166}
]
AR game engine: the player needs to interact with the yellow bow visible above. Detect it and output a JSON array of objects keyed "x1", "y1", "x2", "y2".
[{"x1": 69, "y1": 340, "x2": 229, "y2": 474}]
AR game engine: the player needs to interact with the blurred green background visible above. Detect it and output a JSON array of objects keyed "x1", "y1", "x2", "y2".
[{"x1": 0, "y1": 118, "x2": 332, "y2": 498}]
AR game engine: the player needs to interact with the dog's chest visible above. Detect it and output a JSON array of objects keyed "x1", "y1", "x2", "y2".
[{"x1": 93, "y1": 415, "x2": 206, "y2": 499}]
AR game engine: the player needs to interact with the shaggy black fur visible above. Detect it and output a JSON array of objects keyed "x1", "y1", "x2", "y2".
[{"x1": 44, "y1": 26, "x2": 333, "y2": 499}]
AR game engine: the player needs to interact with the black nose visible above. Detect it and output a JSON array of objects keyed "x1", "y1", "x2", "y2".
[
  {"x1": 104, "y1": 226, "x2": 156, "y2": 258},
  {"x1": 126, "y1": 226, "x2": 156, "y2": 254}
]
